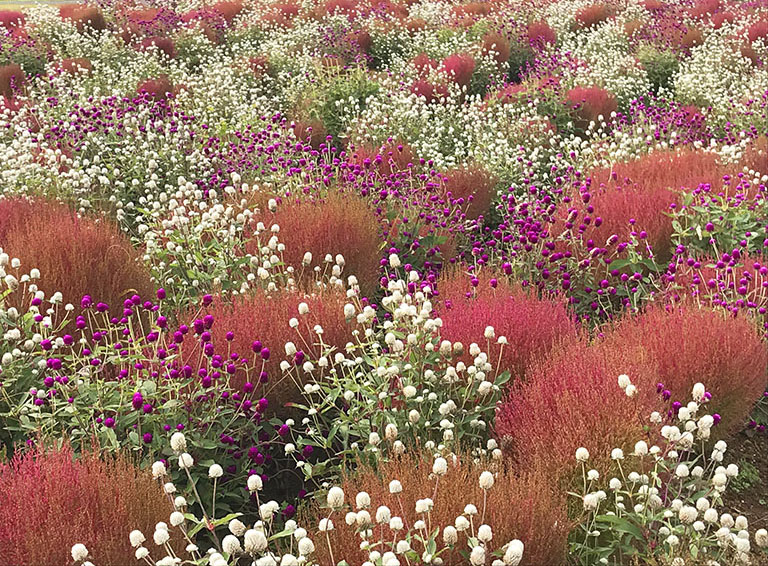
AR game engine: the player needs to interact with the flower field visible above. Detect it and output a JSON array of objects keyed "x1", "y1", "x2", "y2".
[{"x1": 0, "y1": 0, "x2": 767, "y2": 564}]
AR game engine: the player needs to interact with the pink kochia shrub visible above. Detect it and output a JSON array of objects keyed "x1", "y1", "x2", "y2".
[
  {"x1": 497, "y1": 304, "x2": 767, "y2": 482},
  {"x1": 441, "y1": 53, "x2": 476, "y2": 87},
  {"x1": 565, "y1": 86, "x2": 618, "y2": 130},
  {"x1": 186, "y1": 288, "x2": 352, "y2": 410},
  {"x1": 0, "y1": 443, "x2": 174, "y2": 565},
  {"x1": 437, "y1": 270, "x2": 577, "y2": 378},
  {"x1": 0, "y1": 198, "x2": 154, "y2": 314}
]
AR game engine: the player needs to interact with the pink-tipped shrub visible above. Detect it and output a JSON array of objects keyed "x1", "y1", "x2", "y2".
[
  {"x1": 0, "y1": 443, "x2": 175, "y2": 565},
  {"x1": 440, "y1": 164, "x2": 497, "y2": 220},
  {"x1": 565, "y1": 86, "x2": 618, "y2": 130},
  {"x1": 0, "y1": 197, "x2": 154, "y2": 312},
  {"x1": 574, "y1": 4, "x2": 611, "y2": 29},
  {"x1": 248, "y1": 193, "x2": 382, "y2": 295},
  {"x1": 61, "y1": 57, "x2": 93, "y2": 75},
  {"x1": 602, "y1": 304, "x2": 768, "y2": 434},
  {"x1": 441, "y1": 53, "x2": 476, "y2": 87},
  {"x1": 0, "y1": 64, "x2": 25, "y2": 99},
  {"x1": 482, "y1": 32, "x2": 511, "y2": 64},
  {"x1": 496, "y1": 335, "x2": 659, "y2": 482},
  {"x1": 137, "y1": 75, "x2": 174, "y2": 101},
  {"x1": 213, "y1": 0, "x2": 244, "y2": 23},
  {"x1": 187, "y1": 288, "x2": 352, "y2": 406},
  {"x1": 748, "y1": 21, "x2": 768, "y2": 43},
  {"x1": 410, "y1": 79, "x2": 448, "y2": 103},
  {"x1": 438, "y1": 270, "x2": 577, "y2": 377},
  {"x1": 0, "y1": 10, "x2": 24, "y2": 28},
  {"x1": 59, "y1": 4, "x2": 106, "y2": 31},
  {"x1": 139, "y1": 36, "x2": 177, "y2": 58},
  {"x1": 527, "y1": 20, "x2": 556, "y2": 45}
]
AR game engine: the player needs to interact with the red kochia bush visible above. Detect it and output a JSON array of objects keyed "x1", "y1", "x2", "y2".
[
  {"x1": 748, "y1": 21, "x2": 768, "y2": 43},
  {"x1": 0, "y1": 10, "x2": 24, "y2": 27},
  {"x1": 496, "y1": 335, "x2": 660, "y2": 482},
  {"x1": 137, "y1": 75, "x2": 174, "y2": 100},
  {"x1": 577, "y1": 150, "x2": 727, "y2": 260},
  {"x1": 438, "y1": 270, "x2": 577, "y2": 378},
  {"x1": 0, "y1": 197, "x2": 154, "y2": 312},
  {"x1": 410, "y1": 79, "x2": 448, "y2": 103},
  {"x1": 190, "y1": 289, "x2": 351, "y2": 405},
  {"x1": 574, "y1": 3, "x2": 611, "y2": 29},
  {"x1": 249, "y1": 193, "x2": 382, "y2": 295},
  {"x1": 527, "y1": 20, "x2": 556, "y2": 45},
  {"x1": 601, "y1": 304, "x2": 768, "y2": 434},
  {"x1": 482, "y1": 32, "x2": 511, "y2": 64},
  {"x1": 213, "y1": 0, "x2": 244, "y2": 23},
  {"x1": 0, "y1": 64, "x2": 25, "y2": 99},
  {"x1": 59, "y1": 4, "x2": 106, "y2": 31},
  {"x1": 439, "y1": 164, "x2": 497, "y2": 220},
  {"x1": 309, "y1": 450, "x2": 570, "y2": 566},
  {"x1": 61, "y1": 57, "x2": 93, "y2": 75},
  {"x1": 565, "y1": 86, "x2": 618, "y2": 130},
  {"x1": 441, "y1": 53, "x2": 476, "y2": 87},
  {"x1": 139, "y1": 36, "x2": 177, "y2": 58},
  {"x1": 348, "y1": 140, "x2": 415, "y2": 178},
  {"x1": 0, "y1": 443, "x2": 174, "y2": 565}
]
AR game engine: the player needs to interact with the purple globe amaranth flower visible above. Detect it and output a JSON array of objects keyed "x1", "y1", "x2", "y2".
[
  {"x1": 712, "y1": 414, "x2": 721, "y2": 426},
  {"x1": 142, "y1": 403, "x2": 153, "y2": 414},
  {"x1": 157, "y1": 288, "x2": 166, "y2": 300},
  {"x1": 143, "y1": 432, "x2": 153, "y2": 444}
]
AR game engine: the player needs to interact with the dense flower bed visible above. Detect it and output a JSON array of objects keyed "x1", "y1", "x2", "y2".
[{"x1": 0, "y1": 0, "x2": 767, "y2": 564}]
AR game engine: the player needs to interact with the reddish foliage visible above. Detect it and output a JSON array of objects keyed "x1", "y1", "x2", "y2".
[
  {"x1": 345, "y1": 29, "x2": 372, "y2": 52},
  {"x1": 293, "y1": 117, "x2": 328, "y2": 149},
  {"x1": 482, "y1": 32, "x2": 511, "y2": 64},
  {"x1": 624, "y1": 19, "x2": 643, "y2": 37},
  {"x1": 690, "y1": 0, "x2": 720, "y2": 19},
  {"x1": 527, "y1": 20, "x2": 556, "y2": 45},
  {"x1": 487, "y1": 83, "x2": 528, "y2": 105},
  {"x1": 643, "y1": 0, "x2": 665, "y2": 11},
  {"x1": 741, "y1": 44, "x2": 760, "y2": 66},
  {"x1": 0, "y1": 64, "x2": 25, "y2": 99},
  {"x1": 348, "y1": 140, "x2": 415, "y2": 178},
  {"x1": 0, "y1": 443, "x2": 174, "y2": 565},
  {"x1": 139, "y1": 36, "x2": 177, "y2": 58},
  {"x1": 410, "y1": 79, "x2": 448, "y2": 103},
  {"x1": 404, "y1": 17, "x2": 427, "y2": 33},
  {"x1": 411, "y1": 52, "x2": 436, "y2": 75},
  {"x1": 437, "y1": 270, "x2": 577, "y2": 378},
  {"x1": 574, "y1": 4, "x2": 611, "y2": 29},
  {"x1": 246, "y1": 55, "x2": 270, "y2": 78},
  {"x1": 187, "y1": 288, "x2": 352, "y2": 405},
  {"x1": 0, "y1": 197, "x2": 154, "y2": 313},
  {"x1": 213, "y1": 0, "x2": 244, "y2": 23},
  {"x1": 496, "y1": 335, "x2": 660, "y2": 482},
  {"x1": 439, "y1": 164, "x2": 497, "y2": 220},
  {"x1": 741, "y1": 135, "x2": 768, "y2": 172},
  {"x1": 748, "y1": 21, "x2": 768, "y2": 43},
  {"x1": 0, "y1": 10, "x2": 24, "y2": 27},
  {"x1": 602, "y1": 304, "x2": 768, "y2": 435},
  {"x1": 681, "y1": 28, "x2": 704, "y2": 49},
  {"x1": 565, "y1": 86, "x2": 618, "y2": 130},
  {"x1": 248, "y1": 192, "x2": 382, "y2": 295},
  {"x1": 577, "y1": 151, "x2": 726, "y2": 261},
  {"x1": 61, "y1": 57, "x2": 93, "y2": 75},
  {"x1": 59, "y1": 4, "x2": 106, "y2": 31},
  {"x1": 137, "y1": 75, "x2": 174, "y2": 101},
  {"x1": 441, "y1": 53, "x2": 476, "y2": 87},
  {"x1": 711, "y1": 11, "x2": 735, "y2": 29},
  {"x1": 309, "y1": 450, "x2": 570, "y2": 566}
]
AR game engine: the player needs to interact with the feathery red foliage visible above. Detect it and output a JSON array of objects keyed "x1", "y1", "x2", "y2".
[
  {"x1": 59, "y1": 4, "x2": 106, "y2": 31},
  {"x1": 0, "y1": 11, "x2": 24, "y2": 28},
  {"x1": 437, "y1": 270, "x2": 577, "y2": 378},
  {"x1": 348, "y1": 140, "x2": 415, "y2": 178},
  {"x1": 293, "y1": 117, "x2": 328, "y2": 149},
  {"x1": 410, "y1": 79, "x2": 448, "y2": 103},
  {"x1": 574, "y1": 4, "x2": 611, "y2": 29},
  {"x1": 412, "y1": 52, "x2": 436, "y2": 75},
  {"x1": 61, "y1": 57, "x2": 93, "y2": 75},
  {"x1": 0, "y1": 443, "x2": 174, "y2": 566},
  {"x1": 681, "y1": 28, "x2": 704, "y2": 49},
  {"x1": 187, "y1": 288, "x2": 352, "y2": 406},
  {"x1": 748, "y1": 21, "x2": 768, "y2": 43},
  {"x1": 441, "y1": 53, "x2": 476, "y2": 87},
  {"x1": 309, "y1": 450, "x2": 570, "y2": 566},
  {"x1": 643, "y1": 0, "x2": 665, "y2": 11},
  {"x1": 741, "y1": 135, "x2": 768, "y2": 172},
  {"x1": 571, "y1": 151, "x2": 728, "y2": 262},
  {"x1": 0, "y1": 64, "x2": 25, "y2": 99},
  {"x1": 565, "y1": 86, "x2": 618, "y2": 130},
  {"x1": 711, "y1": 11, "x2": 735, "y2": 29},
  {"x1": 137, "y1": 75, "x2": 174, "y2": 100},
  {"x1": 139, "y1": 36, "x2": 177, "y2": 58},
  {"x1": 602, "y1": 304, "x2": 767, "y2": 434},
  {"x1": 690, "y1": 0, "x2": 720, "y2": 19},
  {"x1": 249, "y1": 193, "x2": 382, "y2": 295},
  {"x1": 213, "y1": 0, "x2": 244, "y2": 23},
  {"x1": 440, "y1": 164, "x2": 497, "y2": 220},
  {"x1": 527, "y1": 20, "x2": 556, "y2": 45},
  {"x1": 482, "y1": 32, "x2": 511, "y2": 64},
  {"x1": 0, "y1": 197, "x2": 154, "y2": 312},
  {"x1": 496, "y1": 335, "x2": 660, "y2": 482},
  {"x1": 487, "y1": 83, "x2": 528, "y2": 105}
]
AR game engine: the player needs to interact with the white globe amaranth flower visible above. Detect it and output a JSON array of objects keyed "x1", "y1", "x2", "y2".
[
  {"x1": 327, "y1": 486, "x2": 345, "y2": 509},
  {"x1": 135, "y1": 547, "x2": 149, "y2": 560},
  {"x1": 389, "y1": 480, "x2": 403, "y2": 494},
  {"x1": 248, "y1": 474, "x2": 263, "y2": 492},
  {"x1": 151, "y1": 461, "x2": 167, "y2": 479},
  {"x1": 479, "y1": 471, "x2": 494, "y2": 490},
  {"x1": 71, "y1": 544, "x2": 89, "y2": 562},
  {"x1": 443, "y1": 525, "x2": 458, "y2": 545},
  {"x1": 432, "y1": 457, "x2": 448, "y2": 476},
  {"x1": 575, "y1": 447, "x2": 589, "y2": 462},
  {"x1": 356, "y1": 491, "x2": 371, "y2": 509},
  {"x1": 129, "y1": 530, "x2": 146, "y2": 547},
  {"x1": 298, "y1": 536, "x2": 315, "y2": 555},
  {"x1": 178, "y1": 453, "x2": 194, "y2": 469},
  {"x1": 503, "y1": 539, "x2": 524, "y2": 566},
  {"x1": 222, "y1": 534, "x2": 242, "y2": 554},
  {"x1": 245, "y1": 529, "x2": 268, "y2": 553},
  {"x1": 477, "y1": 524, "x2": 493, "y2": 543},
  {"x1": 153, "y1": 528, "x2": 170, "y2": 546},
  {"x1": 208, "y1": 463, "x2": 224, "y2": 478},
  {"x1": 470, "y1": 545, "x2": 485, "y2": 565},
  {"x1": 229, "y1": 519, "x2": 247, "y2": 536},
  {"x1": 170, "y1": 432, "x2": 186, "y2": 453},
  {"x1": 170, "y1": 511, "x2": 185, "y2": 527}
]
